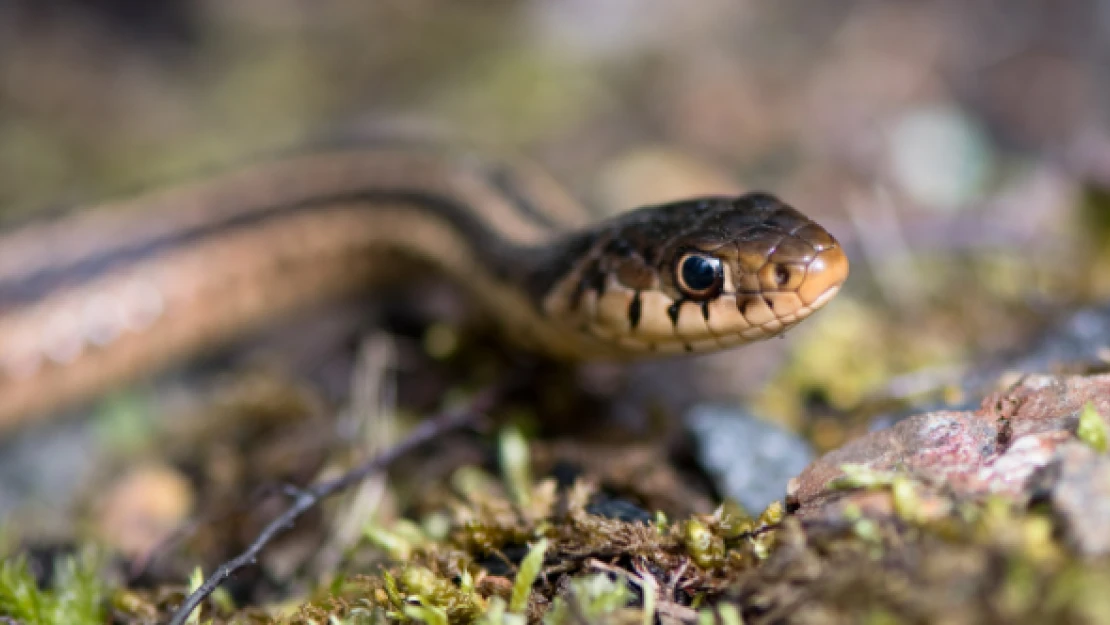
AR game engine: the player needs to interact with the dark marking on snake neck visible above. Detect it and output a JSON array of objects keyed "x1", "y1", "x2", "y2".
[
  {"x1": 588, "y1": 263, "x2": 607, "y2": 296},
  {"x1": 628, "y1": 292, "x2": 642, "y2": 329},
  {"x1": 667, "y1": 301, "x2": 682, "y2": 326},
  {"x1": 700, "y1": 301, "x2": 710, "y2": 321}
]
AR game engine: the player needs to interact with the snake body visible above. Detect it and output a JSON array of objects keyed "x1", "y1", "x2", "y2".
[{"x1": 0, "y1": 142, "x2": 848, "y2": 433}]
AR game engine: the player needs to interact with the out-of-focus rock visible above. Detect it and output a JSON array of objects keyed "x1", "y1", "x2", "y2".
[
  {"x1": 788, "y1": 374, "x2": 1110, "y2": 553},
  {"x1": 94, "y1": 462, "x2": 195, "y2": 560},
  {"x1": 888, "y1": 104, "x2": 994, "y2": 211},
  {"x1": 686, "y1": 403, "x2": 813, "y2": 513},
  {"x1": 1045, "y1": 441, "x2": 1110, "y2": 556}
]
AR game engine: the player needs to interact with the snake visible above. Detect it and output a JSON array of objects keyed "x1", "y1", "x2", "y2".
[{"x1": 0, "y1": 141, "x2": 848, "y2": 434}]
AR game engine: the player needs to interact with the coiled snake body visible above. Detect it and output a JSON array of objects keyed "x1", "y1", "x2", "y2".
[{"x1": 0, "y1": 142, "x2": 848, "y2": 433}]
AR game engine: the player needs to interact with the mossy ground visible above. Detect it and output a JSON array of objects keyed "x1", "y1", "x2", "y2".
[{"x1": 8, "y1": 427, "x2": 1110, "y2": 624}]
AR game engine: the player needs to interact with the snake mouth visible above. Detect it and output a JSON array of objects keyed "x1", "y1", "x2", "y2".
[
  {"x1": 758, "y1": 244, "x2": 848, "y2": 331},
  {"x1": 699, "y1": 243, "x2": 849, "y2": 346}
]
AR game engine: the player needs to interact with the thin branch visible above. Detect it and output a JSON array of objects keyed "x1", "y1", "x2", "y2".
[
  {"x1": 165, "y1": 388, "x2": 496, "y2": 625},
  {"x1": 132, "y1": 479, "x2": 311, "y2": 581}
]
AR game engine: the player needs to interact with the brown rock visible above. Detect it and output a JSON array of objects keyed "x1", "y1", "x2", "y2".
[{"x1": 789, "y1": 374, "x2": 1110, "y2": 520}]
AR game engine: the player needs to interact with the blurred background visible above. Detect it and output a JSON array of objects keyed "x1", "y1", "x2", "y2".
[
  {"x1": 2, "y1": 0, "x2": 1110, "y2": 606},
  {"x1": 3, "y1": 0, "x2": 1109, "y2": 437}
]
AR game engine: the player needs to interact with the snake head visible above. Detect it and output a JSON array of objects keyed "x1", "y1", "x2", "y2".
[{"x1": 544, "y1": 193, "x2": 848, "y2": 357}]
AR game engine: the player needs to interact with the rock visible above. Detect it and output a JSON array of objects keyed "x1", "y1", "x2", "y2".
[
  {"x1": 788, "y1": 374, "x2": 1110, "y2": 529},
  {"x1": 1043, "y1": 442, "x2": 1110, "y2": 556},
  {"x1": 94, "y1": 462, "x2": 195, "y2": 560},
  {"x1": 686, "y1": 403, "x2": 813, "y2": 513}
]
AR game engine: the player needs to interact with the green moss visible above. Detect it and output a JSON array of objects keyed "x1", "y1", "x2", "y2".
[
  {"x1": 509, "y1": 539, "x2": 547, "y2": 615},
  {"x1": 0, "y1": 548, "x2": 105, "y2": 625},
  {"x1": 1077, "y1": 402, "x2": 1108, "y2": 453},
  {"x1": 697, "y1": 603, "x2": 743, "y2": 625},
  {"x1": 682, "y1": 519, "x2": 725, "y2": 569},
  {"x1": 831, "y1": 463, "x2": 901, "y2": 490},
  {"x1": 544, "y1": 574, "x2": 634, "y2": 625},
  {"x1": 498, "y1": 425, "x2": 534, "y2": 508}
]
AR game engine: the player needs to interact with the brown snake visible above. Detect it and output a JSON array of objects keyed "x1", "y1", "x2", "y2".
[{"x1": 0, "y1": 141, "x2": 848, "y2": 434}]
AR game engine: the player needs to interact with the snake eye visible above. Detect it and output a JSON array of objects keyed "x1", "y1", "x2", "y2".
[{"x1": 676, "y1": 253, "x2": 724, "y2": 300}]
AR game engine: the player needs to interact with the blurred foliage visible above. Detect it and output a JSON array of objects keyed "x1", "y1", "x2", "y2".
[{"x1": 0, "y1": 548, "x2": 104, "y2": 625}]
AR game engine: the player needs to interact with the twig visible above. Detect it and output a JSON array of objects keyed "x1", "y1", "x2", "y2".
[
  {"x1": 165, "y1": 388, "x2": 496, "y2": 625},
  {"x1": 132, "y1": 479, "x2": 315, "y2": 581}
]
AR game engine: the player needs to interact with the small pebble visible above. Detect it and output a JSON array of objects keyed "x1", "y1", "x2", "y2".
[{"x1": 686, "y1": 403, "x2": 813, "y2": 512}]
